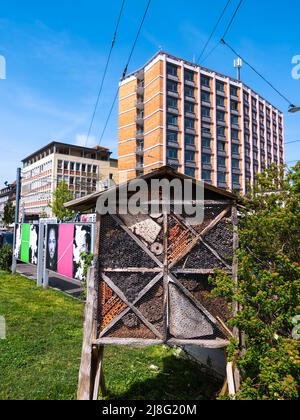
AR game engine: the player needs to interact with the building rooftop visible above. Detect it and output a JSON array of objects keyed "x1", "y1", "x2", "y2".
[
  {"x1": 22, "y1": 141, "x2": 110, "y2": 164},
  {"x1": 122, "y1": 50, "x2": 283, "y2": 114}
]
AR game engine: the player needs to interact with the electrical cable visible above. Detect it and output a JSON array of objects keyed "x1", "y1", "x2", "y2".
[
  {"x1": 85, "y1": 0, "x2": 126, "y2": 147},
  {"x1": 98, "y1": 0, "x2": 152, "y2": 146},
  {"x1": 196, "y1": 0, "x2": 232, "y2": 63}
]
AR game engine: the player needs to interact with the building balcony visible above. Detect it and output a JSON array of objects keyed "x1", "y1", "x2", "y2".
[
  {"x1": 232, "y1": 138, "x2": 240, "y2": 145},
  {"x1": 136, "y1": 146, "x2": 144, "y2": 156},
  {"x1": 136, "y1": 131, "x2": 144, "y2": 140},
  {"x1": 136, "y1": 100, "x2": 144, "y2": 111},
  {"x1": 136, "y1": 70, "x2": 144, "y2": 81},
  {"x1": 167, "y1": 124, "x2": 179, "y2": 132},
  {"x1": 185, "y1": 95, "x2": 196, "y2": 103},
  {"x1": 217, "y1": 150, "x2": 227, "y2": 157},
  {"x1": 167, "y1": 141, "x2": 180, "y2": 149},
  {"x1": 136, "y1": 115, "x2": 144, "y2": 126},
  {"x1": 167, "y1": 158, "x2": 179, "y2": 167},
  {"x1": 167, "y1": 90, "x2": 179, "y2": 98},
  {"x1": 184, "y1": 79, "x2": 195, "y2": 87},
  {"x1": 136, "y1": 85, "x2": 144, "y2": 96},
  {"x1": 201, "y1": 85, "x2": 211, "y2": 92},
  {"x1": 202, "y1": 116, "x2": 211, "y2": 123},
  {"x1": 185, "y1": 127, "x2": 196, "y2": 135},
  {"x1": 167, "y1": 106, "x2": 179, "y2": 115},
  {"x1": 185, "y1": 144, "x2": 196, "y2": 151},
  {"x1": 186, "y1": 111, "x2": 196, "y2": 119},
  {"x1": 202, "y1": 163, "x2": 212, "y2": 171},
  {"x1": 167, "y1": 73, "x2": 179, "y2": 82},
  {"x1": 185, "y1": 161, "x2": 196, "y2": 168}
]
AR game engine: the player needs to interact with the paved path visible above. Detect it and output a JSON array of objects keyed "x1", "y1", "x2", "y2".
[{"x1": 16, "y1": 263, "x2": 83, "y2": 300}]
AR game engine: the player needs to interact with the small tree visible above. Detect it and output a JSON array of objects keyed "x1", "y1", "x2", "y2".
[
  {"x1": 211, "y1": 163, "x2": 300, "y2": 400},
  {"x1": 3, "y1": 201, "x2": 15, "y2": 226},
  {"x1": 50, "y1": 181, "x2": 74, "y2": 221}
]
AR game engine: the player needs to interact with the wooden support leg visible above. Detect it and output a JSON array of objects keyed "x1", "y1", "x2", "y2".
[{"x1": 92, "y1": 345, "x2": 106, "y2": 400}]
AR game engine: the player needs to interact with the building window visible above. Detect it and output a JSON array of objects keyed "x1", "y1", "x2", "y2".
[
  {"x1": 232, "y1": 159, "x2": 240, "y2": 169},
  {"x1": 232, "y1": 144, "x2": 239, "y2": 155},
  {"x1": 167, "y1": 96, "x2": 178, "y2": 109},
  {"x1": 70, "y1": 162, "x2": 75, "y2": 171},
  {"x1": 64, "y1": 161, "x2": 69, "y2": 171},
  {"x1": 185, "y1": 86, "x2": 195, "y2": 98},
  {"x1": 167, "y1": 148, "x2": 178, "y2": 160},
  {"x1": 201, "y1": 75, "x2": 210, "y2": 87},
  {"x1": 216, "y1": 96, "x2": 225, "y2": 107},
  {"x1": 202, "y1": 138, "x2": 211, "y2": 149},
  {"x1": 185, "y1": 150, "x2": 195, "y2": 162},
  {"x1": 217, "y1": 111, "x2": 225, "y2": 122},
  {"x1": 167, "y1": 80, "x2": 178, "y2": 93},
  {"x1": 231, "y1": 115, "x2": 239, "y2": 125},
  {"x1": 218, "y1": 172, "x2": 226, "y2": 183},
  {"x1": 202, "y1": 107, "x2": 210, "y2": 118},
  {"x1": 201, "y1": 91, "x2": 210, "y2": 103},
  {"x1": 76, "y1": 163, "x2": 81, "y2": 171},
  {"x1": 232, "y1": 174, "x2": 240, "y2": 184},
  {"x1": 57, "y1": 160, "x2": 63, "y2": 170},
  {"x1": 185, "y1": 134, "x2": 195, "y2": 146},
  {"x1": 218, "y1": 156, "x2": 226, "y2": 167},
  {"x1": 167, "y1": 114, "x2": 178, "y2": 126},
  {"x1": 232, "y1": 129, "x2": 239, "y2": 140},
  {"x1": 185, "y1": 70, "x2": 194, "y2": 82},
  {"x1": 185, "y1": 101, "x2": 195, "y2": 113},
  {"x1": 167, "y1": 63, "x2": 178, "y2": 76},
  {"x1": 231, "y1": 101, "x2": 239, "y2": 111},
  {"x1": 185, "y1": 118, "x2": 195, "y2": 130},
  {"x1": 185, "y1": 167, "x2": 195, "y2": 177},
  {"x1": 202, "y1": 170, "x2": 211, "y2": 181},
  {"x1": 230, "y1": 86, "x2": 238, "y2": 96},
  {"x1": 217, "y1": 126, "x2": 225, "y2": 137},
  {"x1": 82, "y1": 164, "x2": 86, "y2": 172},
  {"x1": 167, "y1": 131, "x2": 178, "y2": 144},
  {"x1": 202, "y1": 126, "x2": 211, "y2": 136},
  {"x1": 216, "y1": 81, "x2": 225, "y2": 92},
  {"x1": 218, "y1": 142, "x2": 226, "y2": 152},
  {"x1": 202, "y1": 154, "x2": 211, "y2": 164}
]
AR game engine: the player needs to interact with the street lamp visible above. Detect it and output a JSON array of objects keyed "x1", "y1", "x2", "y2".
[{"x1": 289, "y1": 104, "x2": 300, "y2": 113}]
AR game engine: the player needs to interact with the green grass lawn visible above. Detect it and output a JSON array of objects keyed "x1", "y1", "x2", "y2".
[{"x1": 0, "y1": 271, "x2": 221, "y2": 400}]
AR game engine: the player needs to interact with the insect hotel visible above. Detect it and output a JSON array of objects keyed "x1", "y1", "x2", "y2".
[{"x1": 65, "y1": 166, "x2": 239, "y2": 400}]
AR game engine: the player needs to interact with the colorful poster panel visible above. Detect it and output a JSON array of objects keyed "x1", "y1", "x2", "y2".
[
  {"x1": 29, "y1": 225, "x2": 39, "y2": 266},
  {"x1": 46, "y1": 224, "x2": 59, "y2": 272},
  {"x1": 20, "y1": 224, "x2": 30, "y2": 263},
  {"x1": 14, "y1": 224, "x2": 22, "y2": 259},
  {"x1": 73, "y1": 225, "x2": 92, "y2": 281},
  {"x1": 57, "y1": 224, "x2": 74, "y2": 278}
]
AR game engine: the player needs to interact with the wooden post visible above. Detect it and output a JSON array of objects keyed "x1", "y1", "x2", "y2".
[
  {"x1": 77, "y1": 266, "x2": 99, "y2": 400},
  {"x1": 77, "y1": 214, "x2": 103, "y2": 401}
]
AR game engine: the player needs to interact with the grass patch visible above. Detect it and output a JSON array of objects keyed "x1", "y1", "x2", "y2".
[{"x1": 0, "y1": 271, "x2": 221, "y2": 400}]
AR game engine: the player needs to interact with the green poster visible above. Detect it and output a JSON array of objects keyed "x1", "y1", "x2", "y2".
[{"x1": 20, "y1": 224, "x2": 30, "y2": 263}]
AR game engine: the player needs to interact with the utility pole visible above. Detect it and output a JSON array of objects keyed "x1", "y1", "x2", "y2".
[{"x1": 11, "y1": 167, "x2": 21, "y2": 274}]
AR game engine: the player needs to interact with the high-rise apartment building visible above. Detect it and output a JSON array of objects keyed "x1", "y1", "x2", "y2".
[
  {"x1": 21, "y1": 141, "x2": 118, "y2": 218},
  {"x1": 118, "y1": 52, "x2": 285, "y2": 193}
]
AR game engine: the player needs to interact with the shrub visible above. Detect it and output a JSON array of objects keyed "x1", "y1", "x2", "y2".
[{"x1": 0, "y1": 244, "x2": 12, "y2": 271}]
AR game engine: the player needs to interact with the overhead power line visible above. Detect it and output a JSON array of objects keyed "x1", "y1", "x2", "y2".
[
  {"x1": 98, "y1": 0, "x2": 152, "y2": 146},
  {"x1": 221, "y1": 39, "x2": 296, "y2": 107},
  {"x1": 85, "y1": 0, "x2": 126, "y2": 147},
  {"x1": 221, "y1": 0, "x2": 244, "y2": 39},
  {"x1": 197, "y1": 0, "x2": 232, "y2": 63},
  {"x1": 200, "y1": 0, "x2": 245, "y2": 65},
  {"x1": 285, "y1": 140, "x2": 300, "y2": 145}
]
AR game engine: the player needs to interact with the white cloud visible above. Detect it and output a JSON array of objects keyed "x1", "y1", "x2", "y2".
[{"x1": 75, "y1": 133, "x2": 97, "y2": 147}]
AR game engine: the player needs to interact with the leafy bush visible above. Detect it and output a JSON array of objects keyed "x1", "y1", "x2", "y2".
[
  {"x1": 0, "y1": 244, "x2": 12, "y2": 271},
  {"x1": 211, "y1": 163, "x2": 300, "y2": 400}
]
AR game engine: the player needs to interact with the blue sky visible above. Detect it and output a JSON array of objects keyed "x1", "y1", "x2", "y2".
[{"x1": 0, "y1": 0, "x2": 299, "y2": 185}]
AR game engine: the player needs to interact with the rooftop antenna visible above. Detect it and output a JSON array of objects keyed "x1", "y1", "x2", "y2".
[{"x1": 234, "y1": 57, "x2": 243, "y2": 81}]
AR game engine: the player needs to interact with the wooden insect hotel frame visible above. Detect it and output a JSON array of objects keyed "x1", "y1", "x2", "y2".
[{"x1": 65, "y1": 167, "x2": 239, "y2": 400}]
